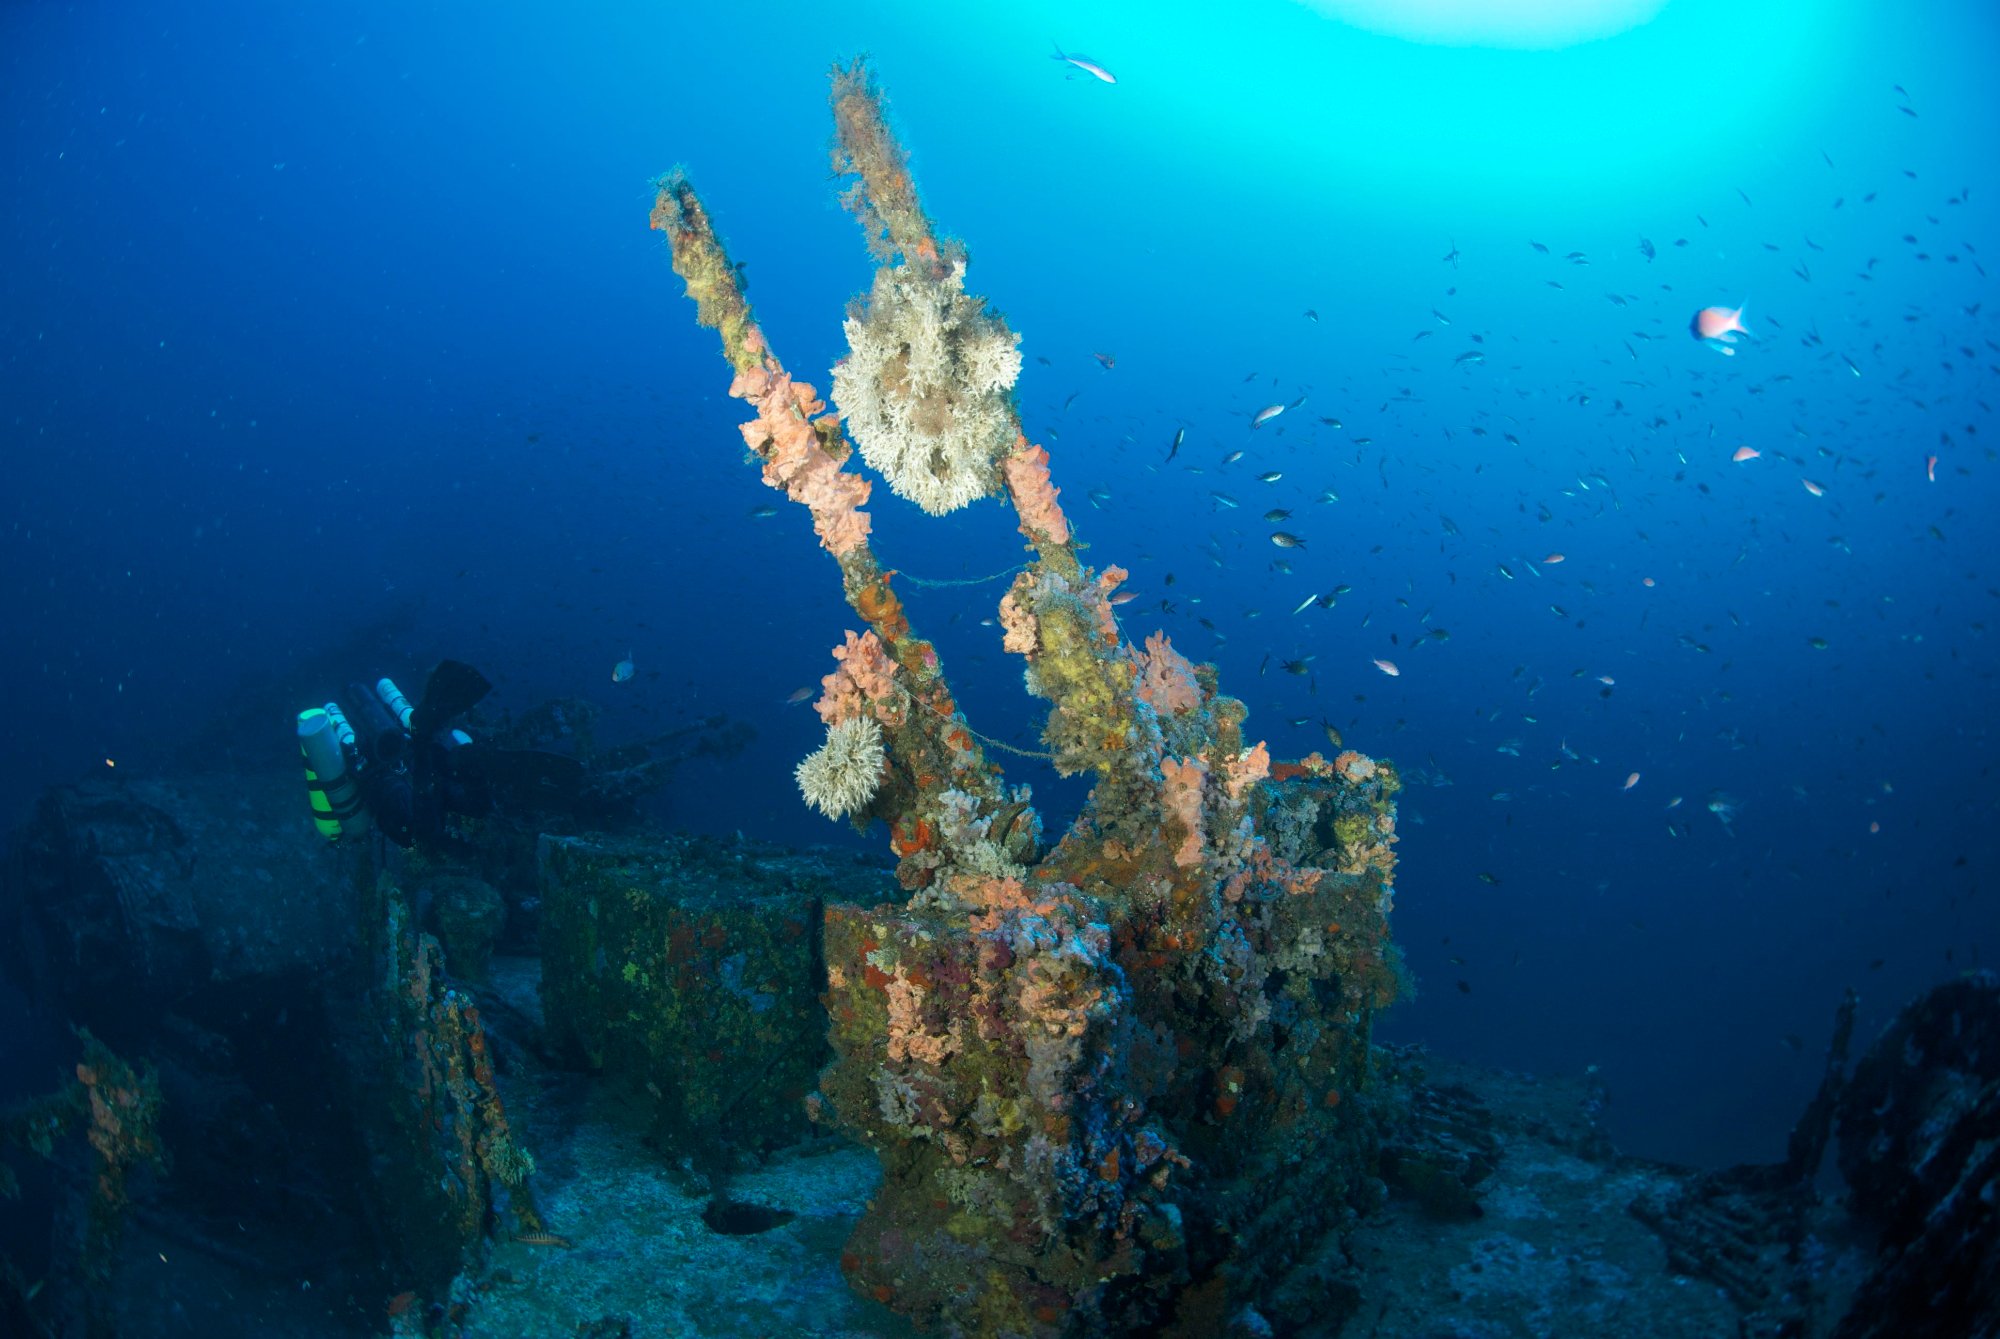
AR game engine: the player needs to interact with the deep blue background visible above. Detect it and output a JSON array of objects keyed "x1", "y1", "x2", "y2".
[{"x1": 3, "y1": 0, "x2": 1994, "y2": 1168}]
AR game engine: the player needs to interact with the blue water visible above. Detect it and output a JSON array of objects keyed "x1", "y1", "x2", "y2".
[{"x1": 3, "y1": 0, "x2": 1994, "y2": 1169}]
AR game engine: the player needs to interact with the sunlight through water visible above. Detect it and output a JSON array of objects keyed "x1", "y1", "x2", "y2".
[{"x1": 1300, "y1": 0, "x2": 1673, "y2": 48}]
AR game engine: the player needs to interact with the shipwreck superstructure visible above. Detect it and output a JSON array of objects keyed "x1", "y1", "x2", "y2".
[{"x1": 653, "y1": 60, "x2": 1405, "y2": 1335}]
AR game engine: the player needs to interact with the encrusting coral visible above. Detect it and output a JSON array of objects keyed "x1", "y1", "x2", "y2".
[
  {"x1": 655, "y1": 57, "x2": 1405, "y2": 1338},
  {"x1": 360, "y1": 876, "x2": 541, "y2": 1300},
  {"x1": 733, "y1": 354, "x2": 872, "y2": 557},
  {"x1": 1, "y1": 1031, "x2": 166, "y2": 1333}
]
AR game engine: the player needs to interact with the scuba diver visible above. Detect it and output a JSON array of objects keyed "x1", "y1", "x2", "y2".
[{"x1": 296, "y1": 660, "x2": 585, "y2": 848}]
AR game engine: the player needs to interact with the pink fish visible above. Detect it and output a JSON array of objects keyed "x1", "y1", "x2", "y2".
[
  {"x1": 1690, "y1": 304, "x2": 1750, "y2": 343},
  {"x1": 1732, "y1": 445, "x2": 1760, "y2": 463},
  {"x1": 1691, "y1": 304, "x2": 1751, "y2": 357},
  {"x1": 1926, "y1": 454, "x2": 1937, "y2": 483},
  {"x1": 1372, "y1": 658, "x2": 1400, "y2": 677}
]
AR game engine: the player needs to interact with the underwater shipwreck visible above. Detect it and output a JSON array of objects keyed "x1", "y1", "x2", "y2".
[{"x1": 3, "y1": 60, "x2": 1995, "y2": 1339}]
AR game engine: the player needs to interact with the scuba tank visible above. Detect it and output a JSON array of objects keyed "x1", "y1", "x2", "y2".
[
  {"x1": 376, "y1": 677, "x2": 415, "y2": 730},
  {"x1": 347, "y1": 680, "x2": 409, "y2": 765},
  {"x1": 295, "y1": 663, "x2": 495, "y2": 848},
  {"x1": 345, "y1": 682, "x2": 416, "y2": 845},
  {"x1": 297, "y1": 703, "x2": 368, "y2": 840}
]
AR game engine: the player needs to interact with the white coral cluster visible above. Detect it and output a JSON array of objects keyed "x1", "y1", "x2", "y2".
[
  {"x1": 832, "y1": 258, "x2": 1023, "y2": 515},
  {"x1": 795, "y1": 715, "x2": 886, "y2": 819}
]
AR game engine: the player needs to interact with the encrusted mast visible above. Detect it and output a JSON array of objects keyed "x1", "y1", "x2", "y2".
[{"x1": 656, "y1": 59, "x2": 1405, "y2": 1338}]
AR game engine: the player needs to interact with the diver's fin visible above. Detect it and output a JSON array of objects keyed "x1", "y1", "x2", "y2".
[{"x1": 411, "y1": 659, "x2": 491, "y2": 738}]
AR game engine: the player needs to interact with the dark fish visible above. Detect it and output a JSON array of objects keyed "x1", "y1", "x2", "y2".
[{"x1": 1166, "y1": 426, "x2": 1184, "y2": 463}]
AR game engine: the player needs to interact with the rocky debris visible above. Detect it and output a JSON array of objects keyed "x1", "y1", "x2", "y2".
[
  {"x1": 1627, "y1": 1167, "x2": 1853, "y2": 1335},
  {"x1": 1332, "y1": 1053, "x2": 1856, "y2": 1339},
  {"x1": 443, "y1": 1015, "x2": 907, "y2": 1339},
  {"x1": 428, "y1": 875, "x2": 507, "y2": 981},
  {"x1": 357, "y1": 878, "x2": 541, "y2": 1293},
  {"x1": 1624, "y1": 990, "x2": 1865, "y2": 1337},
  {"x1": 1374, "y1": 1048, "x2": 1507, "y2": 1223},
  {"x1": 2, "y1": 772, "x2": 361, "y2": 1025},
  {"x1": 436, "y1": 1041, "x2": 1855, "y2": 1339},
  {"x1": 6, "y1": 765, "x2": 1994, "y2": 1338},
  {"x1": 1833, "y1": 971, "x2": 2000, "y2": 1339},
  {"x1": 0, "y1": 769, "x2": 540, "y2": 1333}
]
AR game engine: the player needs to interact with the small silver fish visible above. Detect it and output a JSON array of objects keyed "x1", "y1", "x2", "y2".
[
  {"x1": 1251, "y1": 404, "x2": 1285, "y2": 427},
  {"x1": 1050, "y1": 44, "x2": 1116, "y2": 84}
]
